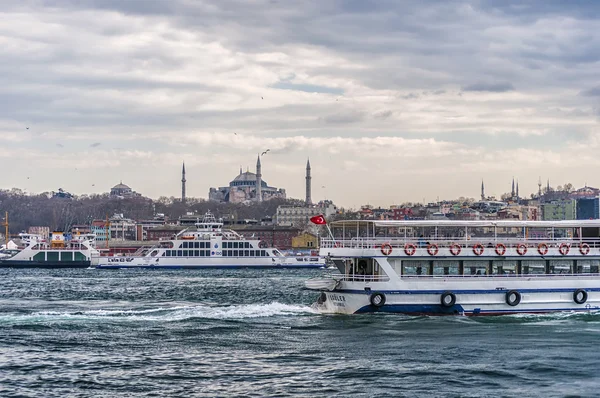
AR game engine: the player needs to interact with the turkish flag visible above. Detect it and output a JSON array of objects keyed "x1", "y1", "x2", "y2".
[{"x1": 310, "y1": 214, "x2": 327, "y2": 225}]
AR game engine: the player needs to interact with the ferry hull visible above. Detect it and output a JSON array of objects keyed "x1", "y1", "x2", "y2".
[
  {"x1": 0, "y1": 260, "x2": 91, "y2": 269},
  {"x1": 93, "y1": 257, "x2": 325, "y2": 269},
  {"x1": 312, "y1": 281, "x2": 600, "y2": 316}
]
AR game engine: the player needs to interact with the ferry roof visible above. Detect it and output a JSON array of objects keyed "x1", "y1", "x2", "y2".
[{"x1": 330, "y1": 219, "x2": 600, "y2": 228}]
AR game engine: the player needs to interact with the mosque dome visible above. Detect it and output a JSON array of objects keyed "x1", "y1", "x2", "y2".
[
  {"x1": 112, "y1": 182, "x2": 131, "y2": 190},
  {"x1": 230, "y1": 172, "x2": 267, "y2": 187}
]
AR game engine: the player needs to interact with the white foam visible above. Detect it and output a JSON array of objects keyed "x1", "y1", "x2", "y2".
[{"x1": 0, "y1": 302, "x2": 319, "y2": 323}]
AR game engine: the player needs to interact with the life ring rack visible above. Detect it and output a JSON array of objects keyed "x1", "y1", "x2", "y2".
[
  {"x1": 404, "y1": 243, "x2": 416, "y2": 256},
  {"x1": 516, "y1": 243, "x2": 527, "y2": 256},
  {"x1": 449, "y1": 243, "x2": 461, "y2": 256},
  {"x1": 495, "y1": 243, "x2": 506, "y2": 256},
  {"x1": 559, "y1": 243, "x2": 570, "y2": 256},
  {"x1": 427, "y1": 244, "x2": 439, "y2": 256},
  {"x1": 381, "y1": 243, "x2": 393, "y2": 256},
  {"x1": 580, "y1": 243, "x2": 591, "y2": 255},
  {"x1": 472, "y1": 243, "x2": 484, "y2": 256}
]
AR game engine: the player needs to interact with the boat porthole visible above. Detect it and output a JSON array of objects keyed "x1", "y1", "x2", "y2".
[
  {"x1": 370, "y1": 292, "x2": 386, "y2": 307},
  {"x1": 505, "y1": 290, "x2": 521, "y2": 306},
  {"x1": 573, "y1": 289, "x2": 588, "y2": 305},
  {"x1": 440, "y1": 291, "x2": 456, "y2": 307}
]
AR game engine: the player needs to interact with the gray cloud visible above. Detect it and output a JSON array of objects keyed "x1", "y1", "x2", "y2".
[
  {"x1": 462, "y1": 82, "x2": 516, "y2": 93},
  {"x1": 581, "y1": 87, "x2": 600, "y2": 97}
]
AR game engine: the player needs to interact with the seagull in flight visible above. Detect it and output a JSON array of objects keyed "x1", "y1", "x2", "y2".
[
  {"x1": 261, "y1": 149, "x2": 270, "y2": 156},
  {"x1": 26, "y1": 127, "x2": 29, "y2": 130}
]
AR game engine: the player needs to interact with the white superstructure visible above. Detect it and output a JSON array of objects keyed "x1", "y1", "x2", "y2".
[
  {"x1": 307, "y1": 219, "x2": 600, "y2": 315},
  {"x1": 92, "y1": 212, "x2": 325, "y2": 269}
]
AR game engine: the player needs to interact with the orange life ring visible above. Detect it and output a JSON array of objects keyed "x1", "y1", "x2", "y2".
[
  {"x1": 404, "y1": 243, "x2": 416, "y2": 256},
  {"x1": 580, "y1": 243, "x2": 590, "y2": 255},
  {"x1": 516, "y1": 243, "x2": 527, "y2": 256},
  {"x1": 381, "y1": 243, "x2": 392, "y2": 256},
  {"x1": 495, "y1": 243, "x2": 506, "y2": 256},
  {"x1": 538, "y1": 243, "x2": 548, "y2": 255},
  {"x1": 427, "y1": 244, "x2": 439, "y2": 256},
  {"x1": 559, "y1": 243, "x2": 570, "y2": 256},
  {"x1": 450, "y1": 243, "x2": 461, "y2": 256},
  {"x1": 473, "y1": 243, "x2": 484, "y2": 256}
]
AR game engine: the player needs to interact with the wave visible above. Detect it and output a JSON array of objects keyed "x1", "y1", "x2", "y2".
[{"x1": 0, "y1": 302, "x2": 318, "y2": 323}]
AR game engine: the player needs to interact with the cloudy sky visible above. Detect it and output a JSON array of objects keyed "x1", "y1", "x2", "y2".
[{"x1": 1, "y1": 0, "x2": 599, "y2": 207}]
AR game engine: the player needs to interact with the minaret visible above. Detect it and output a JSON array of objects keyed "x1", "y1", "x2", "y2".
[
  {"x1": 516, "y1": 180, "x2": 519, "y2": 201},
  {"x1": 306, "y1": 158, "x2": 312, "y2": 206},
  {"x1": 256, "y1": 155, "x2": 262, "y2": 202},
  {"x1": 511, "y1": 177, "x2": 515, "y2": 197},
  {"x1": 547, "y1": 179, "x2": 550, "y2": 193},
  {"x1": 181, "y1": 162, "x2": 186, "y2": 203},
  {"x1": 538, "y1": 177, "x2": 542, "y2": 198},
  {"x1": 239, "y1": 166, "x2": 242, "y2": 175},
  {"x1": 481, "y1": 179, "x2": 485, "y2": 201}
]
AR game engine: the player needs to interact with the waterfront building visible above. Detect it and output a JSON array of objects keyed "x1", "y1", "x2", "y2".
[
  {"x1": 576, "y1": 197, "x2": 600, "y2": 220},
  {"x1": 276, "y1": 200, "x2": 337, "y2": 226},
  {"x1": 229, "y1": 224, "x2": 300, "y2": 249},
  {"x1": 28, "y1": 226, "x2": 50, "y2": 240},
  {"x1": 541, "y1": 199, "x2": 577, "y2": 221},
  {"x1": 208, "y1": 157, "x2": 286, "y2": 203},
  {"x1": 292, "y1": 232, "x2": 319, "y2": 250}
]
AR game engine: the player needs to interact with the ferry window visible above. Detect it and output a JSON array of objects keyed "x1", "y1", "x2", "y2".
[
  {"x1": 234, "y1": 250, "x2": 239, "y2": 256},
  {"x1": 245, "y1": 250, "x2": 249, "y2": 256},
  {"x1": 193, "y1": 242, "x2": 198, "y2": 249},
  {"x1": 184, "y1": 242, "x2": 190, "y2": 248},
  {"x1": 222, "y1": 242, "x2": 228, "y2": 249},
  {"x1": 194, "y1": 250, "x2": 199, "y2": 257},
  {"x1": 234, "y1": 242, "x2": 239, "y2": 249},
  {"x1": 178, "y1": 244, "x2": 184, "y2": 249},
  {"x1": 462, "y1": 261, "x2": 488, "y2": 276},
  {"x1": 205, "y1": 250, "x2": 210, "y2": 256},
  {"x1": 245, "y1": 242, "x2": 250, "y2": 248},
  {"x1": 183, "y1": 250, "x2": 188, "y2": 256},
  {"x1": 402, "y1": 261, "x2": 426, "y2": 276},
  {"x1": 433, "y1": 261, "x2": 459, "y2": 276},
  {"x1": 522, "y1": 260, "x2": 545, "y2": 275},
  {"x1": 177, "y1": 250, "x2": 183, "y2": 256},
  {"x1": 261, "y1": 250, "x2": 267, "y2": 257},
  {"x1": 492, "y1": 261, "x2": 516, "y2": 275},
  {"x1": 161, "y1": 252, "x2": 166, "y2": 257},
  {"x1": 223, "y1": 251, "x2": 228, "y2": 257},
  {"x1": 549, "y1": 260, "x2": 573, "y2": 274},
  {"x1": 250, "y1": 250, "x2": 255, "y2": 256}
]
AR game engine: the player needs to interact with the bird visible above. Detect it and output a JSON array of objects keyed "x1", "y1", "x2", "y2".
[
  {"x1": 261, "y1": 96, "x2": 264, "y2": 99},
  {"x1": 90, "y1": 142, "x2": 101, "y2": 148},
  {"x1": 261, "y1": 149, "x2": 270, "y2": 156},
  {"x1": 234, "y1": 132, "x2": 237, "y2": 135},
  {"x1": 56, "y1": 143, "x2": 64, "y2": 148},
  {"x1": 27, "y1": 177, "x2": 30, "y2": 179},
  {"x1": 92, "y1": 184, "x2": 95, "y2": 187},
  {"x1": 26, "y1": 127, "x2": 29, "y2": 130}
]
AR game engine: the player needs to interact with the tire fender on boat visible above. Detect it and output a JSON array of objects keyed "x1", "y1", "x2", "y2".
[
  {"x1": 370, "y1": 292, "x2": 386, "y2": 307},
  {"x1": 440, "y1": 291, "x2": 456, "y2": 307},
  {"x1": 573, "y1": 289, "x2": 588, "y2": 304},
  {"x1": 505, "y1": 290, "x2": 521, "y2": 306}
]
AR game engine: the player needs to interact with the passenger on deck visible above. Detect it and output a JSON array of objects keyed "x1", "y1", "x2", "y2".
[{"x1": 418, "y1": 235, "x2": 426, "y2": 248}]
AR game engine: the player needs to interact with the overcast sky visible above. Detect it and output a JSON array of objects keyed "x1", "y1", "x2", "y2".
[{"x1": 1, "y1": 0, "x2": 599, "y2": 208}]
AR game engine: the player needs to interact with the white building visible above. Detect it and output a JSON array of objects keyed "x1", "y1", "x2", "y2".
[{"x1": 276, "y1": 201, "x2": 337, "y2": 226}]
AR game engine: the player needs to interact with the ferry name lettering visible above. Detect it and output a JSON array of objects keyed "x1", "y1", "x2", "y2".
[
  {"x1": 330, "y1": 294, "x2": 346, "y2": 302},
  {"x1": 108, "y1": 257, "x2": 134, "y2": 263}
]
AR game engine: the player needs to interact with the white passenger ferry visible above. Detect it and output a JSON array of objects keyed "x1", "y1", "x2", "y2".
[
  {"x1": 0, "y1": 231, "x2": 99, "y2": 268},
  {"x1": 307, "y1": 219, "x2": 600, "y2": 315},
  {"x1": 92, "y1": 212, "x2": 325, "y2": 269}
]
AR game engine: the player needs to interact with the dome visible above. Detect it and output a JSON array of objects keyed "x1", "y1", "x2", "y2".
[
  {"x1": 112, "y1": 182, "x2": 131, "y2": 190},
  {"x1": 232, "y1": 172, "x2": 257, "y2": 182},
  {"x1": 230, "y1": 172, "x2": 268, "y2": 187}
]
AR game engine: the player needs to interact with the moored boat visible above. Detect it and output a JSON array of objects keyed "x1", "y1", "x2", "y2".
[
  {"x1": 92, "y1": 212, "x2": 325, "y2": 269},
  {"x1": 0, "y1": 231, "x2": 99, "y2": 268},
  {"x1": 308, "y1": 219, "x2": 600, "y2": 315}
]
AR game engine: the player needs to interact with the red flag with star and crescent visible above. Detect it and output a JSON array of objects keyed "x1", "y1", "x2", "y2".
[{"x1": 310, "y1": 214, "x2": 327, "y2": 225}]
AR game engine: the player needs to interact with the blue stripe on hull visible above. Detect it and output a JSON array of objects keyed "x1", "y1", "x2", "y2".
[
  {"x1": 355, "y1": 304, "x2": 599, "y2": 316},
  {"x1": 340, "y1": 287, "x2": 600, "y2": 295},
  {"x1": 96, "y1": 264, "x2": 325, "y2": 269}
]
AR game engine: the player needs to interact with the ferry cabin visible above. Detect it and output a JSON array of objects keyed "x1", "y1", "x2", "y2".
[{"x1": 312, "y1": 220, "x2": 600, "y2": 315}]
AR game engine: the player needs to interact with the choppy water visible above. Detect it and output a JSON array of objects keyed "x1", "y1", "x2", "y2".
[{"x1": 1, "y1": 269, "x2": 599, "y2": 397}]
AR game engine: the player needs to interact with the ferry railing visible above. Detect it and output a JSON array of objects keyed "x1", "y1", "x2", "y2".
[
  {"x1": 337, "y1": 275, "x2": 391, "y2": 282},
  {"x1": 320, "y1": 237, "x2": 600, "y2": 249},
  {"x1": 399, "y1": 273, "x2": 600, "y2": 279}
]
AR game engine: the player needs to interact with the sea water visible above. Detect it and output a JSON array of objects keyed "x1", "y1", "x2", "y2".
[{"x1": 1, "y1": 268, "x2": 599, "y2": 397}]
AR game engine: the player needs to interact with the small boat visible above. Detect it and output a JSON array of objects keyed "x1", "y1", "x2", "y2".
[{"x1": 309, "y1": 219, "x2": 600, "y2": 315}]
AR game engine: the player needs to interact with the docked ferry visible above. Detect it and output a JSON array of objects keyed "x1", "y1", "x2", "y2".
[
  {"x1": 0, "y1": 231, "x2": 99, "y2": 268},
  {"x1": 92, "y1": 212, "x2": 325, "y2": 269},
  {"x1": 306, "y1": 219, "x2": 600, "y2": 315}
]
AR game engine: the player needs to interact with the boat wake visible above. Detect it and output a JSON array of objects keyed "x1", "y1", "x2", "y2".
[{"x1": 0, "y1": 302, "x2": 318, "y2": 324}]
